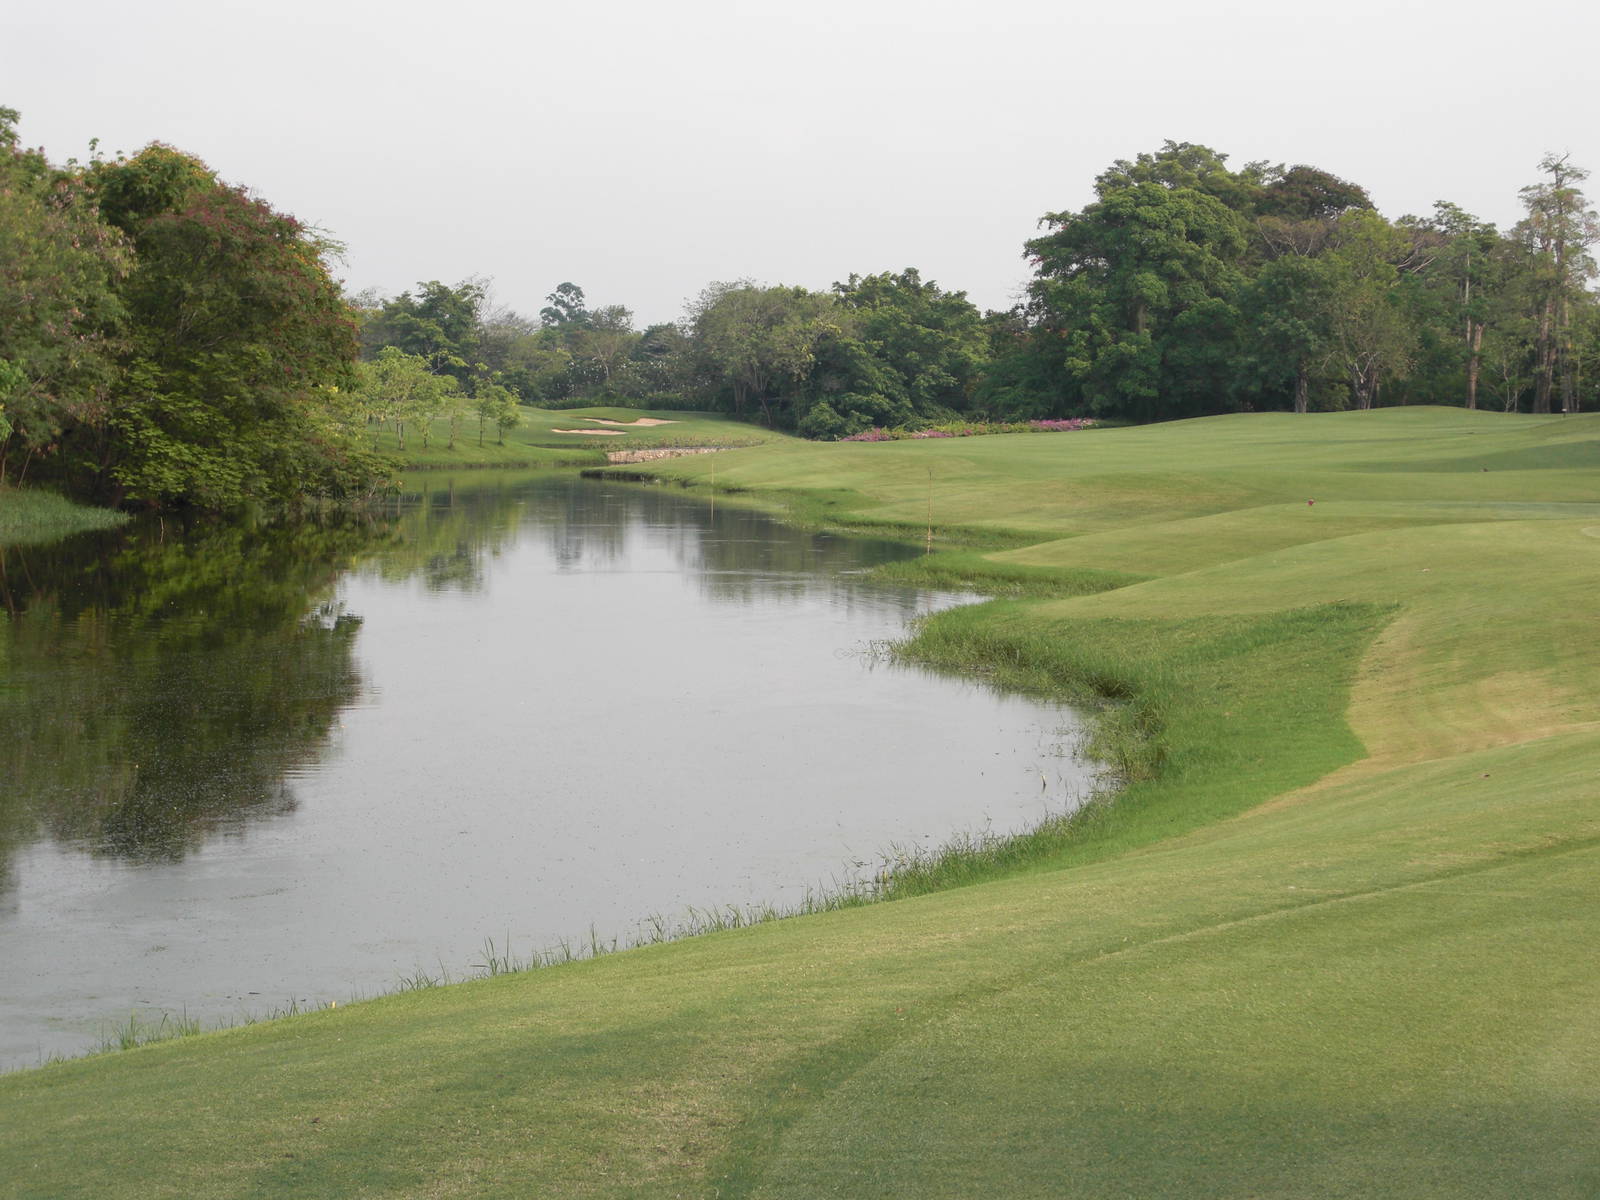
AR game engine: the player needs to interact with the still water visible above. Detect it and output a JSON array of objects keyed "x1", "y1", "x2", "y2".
[{"x1": 0, "y1": 473, "x2": 1093, "y2": 1069}]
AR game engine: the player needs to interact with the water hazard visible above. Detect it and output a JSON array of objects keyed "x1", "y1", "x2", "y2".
[{"x1": 0, "y1": 472, "x2": 1095, "y2": 1069}]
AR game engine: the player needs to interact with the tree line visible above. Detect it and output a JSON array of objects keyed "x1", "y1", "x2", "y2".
[
  {"x1": 999, "y1": 142, "x2": 1599, "y2": 420},
  {"x1": 354, "y1": 269, "x2": 990, "y2": 441},
  {"x1": 359, "y1": 141, "x2": 1598, "y2": 436},
  {"x1": 5, "y1": 107, "x2": 1597, "y2": 512}
]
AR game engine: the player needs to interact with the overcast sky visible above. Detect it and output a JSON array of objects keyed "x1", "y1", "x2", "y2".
[{"x1": 8, "y1": 0, "x2": 1597, "y2": 326}]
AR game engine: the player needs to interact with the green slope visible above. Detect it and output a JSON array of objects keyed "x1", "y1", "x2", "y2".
[{"x1": 4, "y1": 407, "x2": 1598, "y2": 1198}]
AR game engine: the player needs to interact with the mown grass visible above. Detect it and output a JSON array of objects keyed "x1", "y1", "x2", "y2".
[
  {"x1": 4, "y1": 407, "x2": 1600, "y2": 1197},
  {"x1": 0, "y1": 486, "x2": 127, "y2": 547}
]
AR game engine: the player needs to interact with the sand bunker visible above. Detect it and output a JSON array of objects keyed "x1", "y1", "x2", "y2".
[
  {"x1": 581, "y1": 417, "x2": 678, "y2": 427},
  {"x1": 551, "y1": 428, "x2": 626, "y2": 436}
]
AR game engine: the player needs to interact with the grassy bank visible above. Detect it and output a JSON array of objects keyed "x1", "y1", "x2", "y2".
[
  {"x1": 4, "y1": 408, "x2": 1600, "y2": 1197},
  {"x1": 0, "y1": 486, "x2": 127, "y2": 547},
  {"x1": 381, "y1": 405, "x2": 783, "y2": 468}
]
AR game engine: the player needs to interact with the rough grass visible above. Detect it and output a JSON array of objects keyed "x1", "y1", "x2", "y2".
[
  {"x1": 5, "y1": 407, "x2": 1600, "y2": 1198},
  {"x1": 0, "y1": 486, "x2": 127, "y2": 547}
]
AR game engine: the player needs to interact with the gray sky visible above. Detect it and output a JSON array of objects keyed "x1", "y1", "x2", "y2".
[{"x1": 8, "y1": 0, "x2": 1597, "y2": 326}]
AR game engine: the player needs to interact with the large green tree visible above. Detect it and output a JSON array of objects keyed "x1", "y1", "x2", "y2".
[
  {"x1": 0, "y1": 108, "x2": 129, "y2": 483},
  {"x1": 82, "y1": 144, "x2": 384, "y2": 507},
  {"x1": 831, "y1": 269, "x2": 986, "y2": 415},
  {"x1": 1315, "y1": 210, "x2": 1423, "y2": 410},
  {"x1": 1237, "y1": 255, "x2": 1337, "y2": 413},
  {"x1": 689, "y1": 283, "x2": 846, "y2": 425},
  {"x1": 1023, "y1": 170, "x2": 1249, "y2": 419}
]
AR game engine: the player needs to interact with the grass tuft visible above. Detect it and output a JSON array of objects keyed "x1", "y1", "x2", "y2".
[{"x1": 94, "y1": 1010, "x2": 203, "y2": 1055}]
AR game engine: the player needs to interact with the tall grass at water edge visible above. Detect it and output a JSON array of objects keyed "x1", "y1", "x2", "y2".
[{"x1": 0, "y1": 487, "x2": 127, "y2": 546}]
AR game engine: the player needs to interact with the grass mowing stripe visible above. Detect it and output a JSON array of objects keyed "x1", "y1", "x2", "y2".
[
  {"x1": 726, "y1": 840, "x2": 1600, "y2": 1195},
  {"x1": 751, "y1": 849, "x2": 1600, "y2": 1199},
  {"x1": 733, "y1": 741, "x2": 1600, "y2": 1198}
]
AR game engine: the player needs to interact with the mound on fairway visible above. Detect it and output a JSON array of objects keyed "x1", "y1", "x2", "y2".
[{"x1": 3, "y1": 408, "x2": 1598, "y2": 1199}]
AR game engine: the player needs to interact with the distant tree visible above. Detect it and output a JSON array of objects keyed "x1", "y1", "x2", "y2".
[
  {"x1": 628, "y1": 322, "x2": 691, "y2": 398},
  {"x1": 362, "y1": 279, "x2": 485, "y2": 387},
  {"x1": 571, "y1": 305, "x2": 638, "y2": 392},
  {"x1": 1094, "y1": 141, "x2": 1266, "y2": 213},
  {"x1": 793, "y1": 325, "x2": 915, "y2": 436},
  {"x1": 1253, "y1": 165, "x2": 1374, "y2": 261},
  {"x1": 1412, "y1": 202, "x2": 1502, "y2": 408},
  {"x1": 355, "y1": 347, "x2": 454, "y2": 451},
  {"x1": 973, "y1": 304, "x2": 1064, "y2": 420},
  {"x1": 492, "y1": 390, "x2": 521, "y2": 444},
  {"x1": 1316, "y1": 211, "x2": 1422, "y2": 410},
  {"x1": 476, "y1": 303, "x2": 539, "y2": 377},
  {"x1": 506, "y1": 337, "x2": 575, "y2": 402},
  {"x1": 1257, "y1": 164, "x2": 1373, "y2": 222},
  {"x1": 1569, "y1": 303, "x2": 1600, "y2": 412},
  {"x1": 473, "y1": 382, "x2": 519, "y2": 446},
  {"x1": 1517, "y1": 154, "x2": 1598, "y2": 412},
  {"x1": 831, "y1": 269, "x2": 987, "y2": 415},
  {"x1": 1482, "y1": 317, "x2": 1536, "y2": 411},
  {"x1": 689, "y1": 283, "x2": 845, "y2": 425},
  {"x1": 539, "y1": 282, "x2": 590, "y2": 329},
  {"x1": 1237, "y1": 255, "x2": 1338, "y2": 412}
]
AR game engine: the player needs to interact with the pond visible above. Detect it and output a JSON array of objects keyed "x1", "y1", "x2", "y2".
[{"x1": 0, "y1": 472, "x2": 1095, "y2": 1070}]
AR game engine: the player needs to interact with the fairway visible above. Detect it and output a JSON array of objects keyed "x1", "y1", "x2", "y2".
[{"x1": 3, "y1": 407, "x2": 1598, "y2": 1198}]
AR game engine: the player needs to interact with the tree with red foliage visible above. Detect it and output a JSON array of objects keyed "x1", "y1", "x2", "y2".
[{"x1": 78, "y1": 144, "x2": 386, "y2": 507}]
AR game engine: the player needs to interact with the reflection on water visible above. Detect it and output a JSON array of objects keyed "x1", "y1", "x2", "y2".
[
  {"x1": 0, "y1": 518, "x2": 380, "y2": 875},
  {"x1": 0, "y1": 473, "x2": 1093, "y2": 1070}
]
